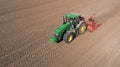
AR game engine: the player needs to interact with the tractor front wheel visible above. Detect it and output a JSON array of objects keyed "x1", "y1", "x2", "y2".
[{"x1": 63, "y1": 32, "x2": 75, "y2": 43}]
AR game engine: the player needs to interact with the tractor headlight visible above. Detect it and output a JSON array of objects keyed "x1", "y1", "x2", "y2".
[{"x1": 54, "y1": 34, "x2": 60, "y2": 39}]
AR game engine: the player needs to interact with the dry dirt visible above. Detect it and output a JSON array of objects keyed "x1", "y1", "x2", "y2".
[{"x1": 0, "y1": 0, "x2": 120, "y2": 67}]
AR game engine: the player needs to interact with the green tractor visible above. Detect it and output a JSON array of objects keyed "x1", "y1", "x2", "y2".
[{"x1": 50, "y1": 13, "x2": 87, "y2": 43}]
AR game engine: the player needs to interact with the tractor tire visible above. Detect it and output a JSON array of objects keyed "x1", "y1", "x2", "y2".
[
  {"x1": 63, "y1": 32, "x2": 75, "y2": 43},
  {"x1": 79, "y1": 22, "x2": 87, "y2": 34}
]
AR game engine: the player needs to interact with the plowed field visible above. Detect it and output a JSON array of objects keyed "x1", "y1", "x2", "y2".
[{"x1": 0, "y1": 0, "x2": 120, "y2": 67}]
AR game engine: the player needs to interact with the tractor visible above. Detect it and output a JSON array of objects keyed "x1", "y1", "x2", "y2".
[{"x1": 50, "y1": 13, "x2": 101, "y2": 43}]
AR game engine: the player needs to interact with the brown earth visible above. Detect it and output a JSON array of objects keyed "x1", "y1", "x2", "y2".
[{"x1": 0, "y1": 0, "x2": 120, "y2": 67}]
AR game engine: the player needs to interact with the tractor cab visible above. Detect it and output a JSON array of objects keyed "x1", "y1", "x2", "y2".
[
  {"x1": 63, "y1": 13, "x2": 83, "y2": 29},
  {"x1": 63, "y1": 13, "x2": 81, "y2": 25}
]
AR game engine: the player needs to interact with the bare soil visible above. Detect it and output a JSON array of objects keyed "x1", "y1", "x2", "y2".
[{"x1": 0, "y1": 0, "x2": 120, "y2": 67}]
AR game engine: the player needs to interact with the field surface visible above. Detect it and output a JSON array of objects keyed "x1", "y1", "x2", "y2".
[{"x1": 0, "y1": 0, "x2": 120, "y2": 67}]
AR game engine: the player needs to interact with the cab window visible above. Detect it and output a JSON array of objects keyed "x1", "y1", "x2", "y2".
[{"x1": 74, "y1": 17, "x2": 79, "y2": 24}]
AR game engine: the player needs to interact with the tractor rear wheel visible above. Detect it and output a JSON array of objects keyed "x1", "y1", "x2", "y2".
[
  {"x1": 79, "y1": 22, "x2": 87, "y2": 34},
  {"x1": 63, "y1": 32, "x2": 75, "y2": 43}
]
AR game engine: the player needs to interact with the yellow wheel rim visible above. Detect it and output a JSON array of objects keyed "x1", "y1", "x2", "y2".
[
  {"x1": 68, "y1": 35, "x2": 73, "y2": 42},
  {"x1": 80, "y1": 25, "x2": 86, "y2": 33}
]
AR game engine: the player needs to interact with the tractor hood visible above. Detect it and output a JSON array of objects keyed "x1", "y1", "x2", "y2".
[
  {"x1": 50, "y1": 22, "x2": 71, "y2": 43},
  {"x1": 54, "y1": 22, "x2": 70, "y2": 35}
]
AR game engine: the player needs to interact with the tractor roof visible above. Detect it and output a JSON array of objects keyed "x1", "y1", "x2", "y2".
[{"x1": 65, "y1": 13, "x2": 80, "y2": 19}]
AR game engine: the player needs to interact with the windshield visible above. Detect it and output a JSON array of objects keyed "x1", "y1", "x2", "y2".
[{"x1": 63, "y1": 16, "x2": 74, "y2": 22}]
